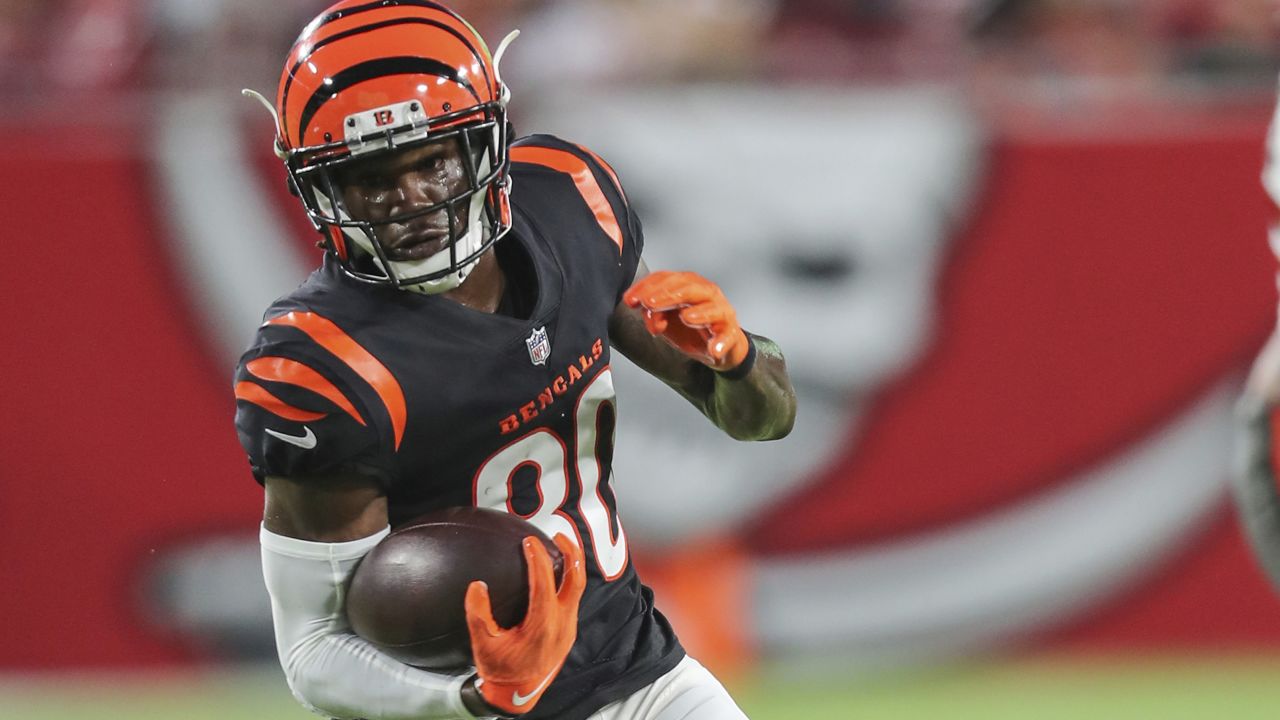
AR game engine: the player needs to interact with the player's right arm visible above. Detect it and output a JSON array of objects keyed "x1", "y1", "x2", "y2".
[
  {"x1": 260, "y1": 473, "x2": 497, "y2": 719},
  {"x1": 239, "y1": 318, "x2": 580, "y2": 719},
  {"x1": 1233, "y1": 330, "x2": 1280, "y2": 590},
  {"x1": 234, "y1": 326, "x2": 485, "y2": 719},
  {"x1": 236, "y1": 322, "x2": 480, "y2": 717},
  {"x1": 261, "y1": 474, "x2": 583, "y2": 720}
]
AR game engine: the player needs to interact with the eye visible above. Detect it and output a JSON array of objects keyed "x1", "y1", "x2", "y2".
[
  {"x1": 419, "y1": 154, "x2": 447, "y2": 171},
  {"x1": 339, "y1": 167, "x2": 385, "y2": 189}
]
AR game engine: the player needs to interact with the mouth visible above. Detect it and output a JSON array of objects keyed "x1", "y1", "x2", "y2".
[{"x1": 386, "y1": 227, "x2": 449, "y2": 261}]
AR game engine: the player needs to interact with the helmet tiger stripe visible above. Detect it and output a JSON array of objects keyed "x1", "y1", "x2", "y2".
[{"x1": 277, "y1": 0, "x2": 500, "y2": 151}]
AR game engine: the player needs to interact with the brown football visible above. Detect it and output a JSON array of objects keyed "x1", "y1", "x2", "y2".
[{"x1": 346, "y1": 507, "x2": 563, "y2": 670}]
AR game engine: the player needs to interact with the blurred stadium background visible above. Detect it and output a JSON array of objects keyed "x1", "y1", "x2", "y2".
[{"x1": 7, "y1": 0, "x2": 1280, "y2": 717}]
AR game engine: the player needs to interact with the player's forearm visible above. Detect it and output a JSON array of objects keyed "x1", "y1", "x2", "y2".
[
  {"x1": 688, "y1": 333, "x2": 797, "y2": 441},
  {"x1": 282, "y1": 630, "x2": 476, "y2": 720},
  {"x1": 1232, "y1": 393, "x2": 1280, "y2": 590},
  {"x1": 260, "y1": 527, "x2": 480, "y2": 720},
  {"x1": 609, "y1": 302, "x2": 796, "y2": 440}
]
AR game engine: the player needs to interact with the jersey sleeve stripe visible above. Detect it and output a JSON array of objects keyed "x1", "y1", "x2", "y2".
[
  {"x1": 246, "y1": 356, "x2": 368, "y2": 427},
  {"x1": 266, "y1": 311, "x2": 407, "y2": 450},
  {"x1": 510, "y1": 146, "x2": 624, "y2": 254},
  {"x1": 235, "y1": 381, "x2": 328, "y2": 423},
  {"x1": 575, "y1": 144, "x2": 628, "y2": 205}
]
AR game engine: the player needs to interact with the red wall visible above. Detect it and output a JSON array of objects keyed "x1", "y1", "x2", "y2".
[
  {"x1": 3, "y1": 108, "x2": 1278, "y2": 668},
  {"x1": 1, "y1": 123, "x2": 262, "y2": 667}
]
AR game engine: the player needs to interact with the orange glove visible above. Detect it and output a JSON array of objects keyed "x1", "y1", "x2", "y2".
[
  {"x1": 465, "y1": 534, "x2": 586, "y2": 716},
  {"x1": 623, "y1": 271, "x2": 751, "y2": 373}
]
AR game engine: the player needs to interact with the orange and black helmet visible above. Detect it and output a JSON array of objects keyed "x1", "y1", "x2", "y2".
[{"x1": 269, "y1": 0, "x2": 515, "y2": 293}]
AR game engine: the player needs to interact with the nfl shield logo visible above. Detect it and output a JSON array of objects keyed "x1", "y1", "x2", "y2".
[{"x1": 526, "y1": 326, "x2": 551, "y2": 366}]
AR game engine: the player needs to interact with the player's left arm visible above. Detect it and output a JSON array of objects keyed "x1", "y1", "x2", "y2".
[
  {"x1": 1233, "y1": 328, "x2": 1280, "y2": 589},
  {"x1": 1232, "y1": 95, "x2": 1280, "y2": 591},
  {"x1": 609, "y1": 259, "x2": 797, "y2": 441}
]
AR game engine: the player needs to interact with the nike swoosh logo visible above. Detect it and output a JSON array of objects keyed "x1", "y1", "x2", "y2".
[
  {"x1": 265, "y1": 426, "x2": 317, "y2": 449},
  {"x1": 511, "y1": 671, "x2": 556, "y2": 707}
]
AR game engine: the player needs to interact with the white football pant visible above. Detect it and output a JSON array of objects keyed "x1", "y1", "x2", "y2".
[{"x1": 587, "y1": 657, "x2": 748, "y2": 720}]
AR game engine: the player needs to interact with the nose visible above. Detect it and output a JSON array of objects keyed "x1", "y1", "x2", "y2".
[{"x1": 387, "y1": 168, "x2": 444, "y2": 216}]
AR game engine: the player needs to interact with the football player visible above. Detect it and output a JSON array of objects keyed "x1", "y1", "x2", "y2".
[
  {"x1": 232, "y1": 2, "x2": 796, "y2": 720},
  {"x1": 1234, "y1": 82, "x2": 1280, "y2": 590}
]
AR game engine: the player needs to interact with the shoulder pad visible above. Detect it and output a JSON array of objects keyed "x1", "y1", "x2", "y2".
[
  {"x1": 234, "y1": 310, "x2": 403, "y2": 481},
  {"x1": 511, "y1": 134, "x2": 632, "y2": 256}
]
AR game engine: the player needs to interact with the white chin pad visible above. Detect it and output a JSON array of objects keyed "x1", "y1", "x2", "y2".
[{"x1": 364, "y1": 191, "x2": 487, "y2": 295}]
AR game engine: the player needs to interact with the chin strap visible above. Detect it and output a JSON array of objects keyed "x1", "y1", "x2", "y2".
[{"x1": 242, "y1": 88, "x2": 289, "y2": 160}]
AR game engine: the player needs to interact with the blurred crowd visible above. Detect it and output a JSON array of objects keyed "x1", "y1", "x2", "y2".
[{"x1": 1, "y1": 0, "x2": 1277, "y2": 100}]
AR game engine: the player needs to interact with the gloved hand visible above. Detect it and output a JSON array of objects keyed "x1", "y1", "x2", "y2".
[
  {"x1": 465, "y1": 534, "x2": 586, "y2": 716},
  {"x1": 623, "y1": 271, "x2": 750, "y2": 373}
]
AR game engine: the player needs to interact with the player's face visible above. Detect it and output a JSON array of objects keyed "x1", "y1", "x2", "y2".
[{"x1": 334, "y1": 138, "x2": 471, "y2": 262}]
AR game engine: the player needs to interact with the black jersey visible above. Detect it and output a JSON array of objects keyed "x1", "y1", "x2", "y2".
[{"x1": 233, "y1": 135, "x2": 684, "y2": 720}]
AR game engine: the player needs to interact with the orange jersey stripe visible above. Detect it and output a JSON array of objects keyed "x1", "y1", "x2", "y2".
[
  {"x1": 235, "y1": 381, "x2": 327, "y2": 423},
  {"x1": 576, "y1": 144, "x2": 628, "y2": 205},
  {"x1": 266, "y1": 311, "x2": 407, "y2": 449},
  {"x1": 511, "y1": 146, "x2": 624, "y2": 254},
  {"x1": 246, "y1": 356, "x2": 367, "y2": 427}
]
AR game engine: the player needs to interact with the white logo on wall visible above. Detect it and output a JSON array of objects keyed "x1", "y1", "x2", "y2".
[
  {"x1": 526, "y1": 326, "x2": 551, "y2": 366},
  {"x1": 152, "y1": 87, "x2": 1233, "y2": 671}
]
